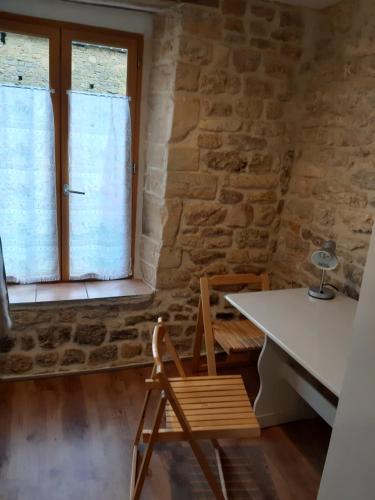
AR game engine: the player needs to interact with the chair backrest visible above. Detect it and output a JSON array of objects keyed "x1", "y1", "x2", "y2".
[
  {"x1": 199, "y1": 273, "x2": 269, "y2": 375},
  {"x1": 151, "y1": 317, "x2": 186, "y2": 378},
  {"x1": 200, "y1": 272, "x2": 269, "y2": 326}
]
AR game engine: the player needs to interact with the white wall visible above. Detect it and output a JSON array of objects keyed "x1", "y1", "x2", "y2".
[
  {"x1": 0, "y1": 0, "x2": 154, "y2": 278},
  {"x1": 318, "y1": 224, "x2": 375, "y2": 499}
]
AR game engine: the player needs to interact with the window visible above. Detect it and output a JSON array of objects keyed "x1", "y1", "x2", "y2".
[{"x1": 0, "y1": 14, "x2": 142, "y2": 283}]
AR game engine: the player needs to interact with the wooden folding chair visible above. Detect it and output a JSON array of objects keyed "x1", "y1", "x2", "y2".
[
  {"x1": 192, "y1": 273, "x2": 270, "y2": 375},
  {"x1": 130, "y1": 317, "x2": 260, "y2": 500}
]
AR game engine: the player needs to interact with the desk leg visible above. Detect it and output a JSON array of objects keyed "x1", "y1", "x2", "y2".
[{"x1": 254, "y1": 336, "x2": 316, "y2": 428}]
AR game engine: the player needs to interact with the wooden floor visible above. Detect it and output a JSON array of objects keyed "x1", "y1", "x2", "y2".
[{"x1": 0, "y1": 364, "x2": 331, "y2": 500}]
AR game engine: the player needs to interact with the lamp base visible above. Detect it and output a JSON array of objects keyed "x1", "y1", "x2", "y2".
[{"x1": 308, "y1": 286, "x2": 336, "y2": 300}]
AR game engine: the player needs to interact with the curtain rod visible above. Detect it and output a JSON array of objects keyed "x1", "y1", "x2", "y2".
[{"x1": 60, "y1": 0, "x2": 175, "y2": 14}]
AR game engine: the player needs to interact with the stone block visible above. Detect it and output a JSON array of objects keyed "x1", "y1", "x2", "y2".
[
  {"x1": 250, "y1": 4, "x2": 275, "y2": 21},
  {"x1": 250, "y1": 38, "x2": 277, "y2": 51},
  {"x1": 271, "y1": 27, "x2": 303, "y2": 43},
  {"x1": 35, "y1": 352, "x2": 58, "y2": 368},
  {"x1": 264, "y1": 58, "x2": 294, "y2": 79},
  {"x1": 3, "y1": 354, "x2": 33, "y2": 374},
  {"x1": 89, "y1": 345, "x2": 118, "y2": 365},
  {"x1": 144, "y1": 167, "x2": 165, "y2": 198},
  {"x1": 166, "y1": 172, "x2": 217, "y2": 200},
  {"x1": 235, "y1": 98, "x2": 263, "y2": 119},
  {"x1": 203, "y1": 150, "x2": 247, "y2": 172},
  {"x1": 20, "y1": 335, "x2": 35, "y2": 351},
  {"x1": 75, "y1": 323, "x2": 106, "y2": 346},
  {"x1": 233, "y1": 48, "x2": 261, "y2": 73},
  {"x1": 227, "y1": 134, "x2": 267, "y2": 151},
  {"x1": 212, "y1": 44, "x2": 230, "y2": 67},
  {"x1": 38, "y1": 326, "x2": 71, "y2": 350},
  {"x1": 280, "y1": 43, "x2": 302, "y2": 60},
  {"x1": 235, "y1": 228, "x2": 269, "y2": 248},
  {"x1": 200, "y1": 70, "x2": 241, "y2": 94},
  {"x1": 266, "y1": 101, "x2": 284, "y2": 120},
  {"x1": 158, "y1": 247, "x2": 182, "y2": 269},
  {"x1": 203, "y1": 99, "x2": 232, "y2": 117},
  {"x1": 121, "y1": 343, "x2": 143, "y2": 358},
  {"x1": 219, "y1": 189, "x2": 244, "y2": 204},
  {"x1": 352, "y1": 171, "x2": 375, "y2": 190},
  {"x1": 254, "y1": 206, "x2": 276, "y2": 227},
  {"x1": 110, "y1": 328, "x2": 138, "y2": 342},
  {"x1": 249, "y1": 153, "x2": 273, "y2": 173},
  {"x1": 198, "y1": 133, "x2": 223, "y2": 149},
  {"x1": 226, "y1": 203, "x2": 254, "y2": 227},
  {"x1": 225, "y1": 17, "x2": 245, "y2": 33},
  {"x1": 157, "y1": 268, "x2": 192, "y2": 289},
  {"x1": 312, "y1": 182, "x2": 367, "y2": 208},
  {"x1": 227, "y1": 249, "x2": 249, "y2": 264},
  {"x1": 230, "y1": 174, "x2": 279, "y2": 190},
  {"x1": 250, "y1": 19, "x2": 271, "y2": 37},
  {"x1": 244, "y1": 76, "x2": 274, "y2": 99},
  {"x1": 140, "y1": 236, "x2": 160, "y2": 267},
  {"x1": 142, "y1": 193, "x2": 164, "y2": 241},
  {"x1": 162, "y1": 199, "x2": 183, "y2": 245},
  {"x1": 181, "y1": 6, "x2": 223, "y2": 40},
  {"x1": 179, "y1": 35, "x2": 213, "y2": 65},
  {"x1": 61, "y1": 349, "x2": 86, "y2": 366},
  {"x1": 150, "y1": 63, "x2": 175, "y2": 93},
  {"x1": 200, "y1": 118, "x2": 242, "y2": 132},
  {"x1": 168, "y1": 146, "x2": 199, "y2": 171},
  {"x1": 170, "y1": 96, "x2": 200, "y2": 142},
  {"x1": 147, "y1": 94, "x2": 174, "y2": 144},
  {"x1": 175, "y1": 62, "x2": 200, "y2": 91},
  {"x1": 248, "y1": 191, "x2": 277, "y2": 204},
  {"x1": 184, "y1": 202, "x2": 227, "y2": 226},
  {"x1": 190, "y1": 249, "x2": 226, "y2": 265},
  {"x1": 0, "y1": 336, "x2": 15, "y2": 353},
  {"x1": 280, "y1": 10, "x2": 303, "y2": 28},
  {"x1": 222, "y1": 0, "x2": 246, "y2": 16}
]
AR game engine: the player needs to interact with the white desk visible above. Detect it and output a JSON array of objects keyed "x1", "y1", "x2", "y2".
[{"x1": 226, "y1": 288, "x2": 357, "y2": 427}]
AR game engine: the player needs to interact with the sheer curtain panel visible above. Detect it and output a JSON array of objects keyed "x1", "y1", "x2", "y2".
[
  {"x1": 68, "y1": 91, "x2": 132, "y2": 280},
  {"x1": 0, "y1": 85, "x2": 59, "y2": 283}
]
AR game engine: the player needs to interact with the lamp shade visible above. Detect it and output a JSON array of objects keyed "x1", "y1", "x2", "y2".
[{"x1": 311, "y1": 240, "x2": 338, "y2": 271}]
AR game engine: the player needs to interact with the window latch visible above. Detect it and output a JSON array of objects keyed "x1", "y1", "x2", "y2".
[{"x1": 63, "y1": 184, "x2": 85, "y2": 196}]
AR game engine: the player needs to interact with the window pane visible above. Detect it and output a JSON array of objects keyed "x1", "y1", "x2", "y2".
[
  {"x1": 0, "y1": 85, "x2": 59, "y2": 283},
  {"x1": 0, "y1": 32, "x2": 58, "y2": 283},
  {"x1": 67, "y1": 91, "x2": 132, "y2": 280},
  {"x1": 71, "y1": 41, "x2": 127, "y2": 94},
  {"x1": 0, "y1": 31, "x2": 49, "y2": 87}
]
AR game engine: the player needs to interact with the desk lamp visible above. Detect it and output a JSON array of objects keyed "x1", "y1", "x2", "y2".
[{"x1": 308, "y1": 240, "x2": 338, "y2": 300}]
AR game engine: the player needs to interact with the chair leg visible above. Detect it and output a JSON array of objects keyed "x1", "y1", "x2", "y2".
[
  {"x1": 131, "y1": 395, "x2": 166, "y2": 500},
  {"x1": 212, "y1": 440, "x2": 228, "y2": 500},
  {"x1": 186, "y1": 435, "x2": 226, "y2": 500},
  {"x1": 192, "y1": 298, "x2": 204, "y2": 373}
]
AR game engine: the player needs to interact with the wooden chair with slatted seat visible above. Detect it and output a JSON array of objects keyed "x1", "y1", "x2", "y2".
[
  {"x1": 130, "y1": 317, "x2": 260, "y2": 500},
  {"x1": 192, "y1": 273, "x2": 270, "y2": 375}
]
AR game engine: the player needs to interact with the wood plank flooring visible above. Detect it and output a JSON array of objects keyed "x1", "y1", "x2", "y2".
[{"x1": 0, "y1": 365, "x2": 331, "y2": 500}]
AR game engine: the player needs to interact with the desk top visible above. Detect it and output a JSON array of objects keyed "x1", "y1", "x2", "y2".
[{"x1": 226, "y1": 288, "x2": 357, "y2": 396}]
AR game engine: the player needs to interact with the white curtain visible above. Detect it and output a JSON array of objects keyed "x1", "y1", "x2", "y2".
[
  {"x1": 0, "y1": 85, "x2": 59, "y2": 284},
  {"x1": 68, "y1": 91, "x2": 132, "y2": 280}
]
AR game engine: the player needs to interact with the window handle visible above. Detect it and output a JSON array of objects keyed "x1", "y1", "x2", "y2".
[{"x1": 63, "y1": 184, "x2": 85, "y2": 196}]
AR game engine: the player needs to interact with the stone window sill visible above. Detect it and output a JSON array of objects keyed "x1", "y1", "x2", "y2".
[{"x1": 8, "y1": 279, "x2": 153, "y2": 306}]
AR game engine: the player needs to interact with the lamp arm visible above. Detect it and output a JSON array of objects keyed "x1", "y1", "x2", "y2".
[{"x1": 319, "y1": 269, "x2": 326, "y2": 293}]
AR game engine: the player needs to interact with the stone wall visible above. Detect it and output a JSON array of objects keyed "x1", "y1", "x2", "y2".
[
  {"x1": 141, "y1": 0, "x2": 310, "y2": 294},
  {"x1": 271, "y1": 0, "x2": 375, "y2": 299}
]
